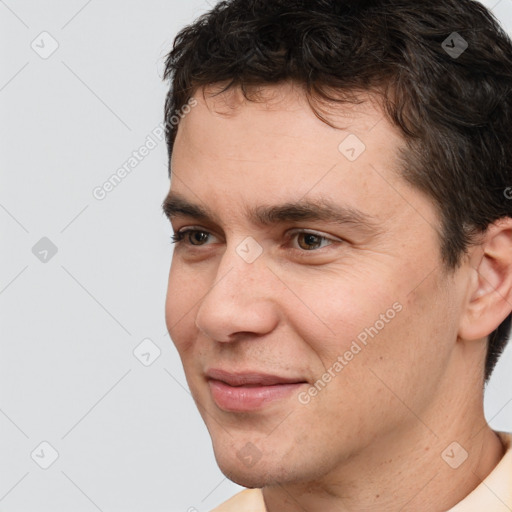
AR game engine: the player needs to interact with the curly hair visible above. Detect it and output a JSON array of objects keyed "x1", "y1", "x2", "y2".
[{"x1": 163, "y1": 0, "x2": 512, "y2": 381}]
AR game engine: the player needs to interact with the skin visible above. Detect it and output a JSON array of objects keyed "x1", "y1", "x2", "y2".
[{"x1": 163, "y1": 82, "x2": 512, "y2": 511}]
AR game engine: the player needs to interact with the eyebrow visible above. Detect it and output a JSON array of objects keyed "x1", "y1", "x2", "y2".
[{"x1": 162, "y1": 192, "x2": 381, "y2": 233}]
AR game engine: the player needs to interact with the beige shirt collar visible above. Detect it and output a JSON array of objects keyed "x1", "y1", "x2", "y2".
[
  {"x1": 447, "y1": 431, "x2": 512, "y2": 512},
  {"x1": 212, "y1": 431, "x2": 512, "y2": 512}
]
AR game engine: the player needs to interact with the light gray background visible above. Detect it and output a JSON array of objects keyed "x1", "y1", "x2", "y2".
[{"x1": 1, "y1": 1, "x2": 511, "y2": 511}]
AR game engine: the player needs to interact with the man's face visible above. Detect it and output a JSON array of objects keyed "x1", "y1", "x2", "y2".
[{"x1": 164, "y1": 83, "x2": 465, "y2": 487}]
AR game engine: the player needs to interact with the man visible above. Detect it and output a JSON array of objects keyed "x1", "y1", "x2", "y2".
[{"x1": 161, "y1": 0, "x2": 512, "y2": 510}]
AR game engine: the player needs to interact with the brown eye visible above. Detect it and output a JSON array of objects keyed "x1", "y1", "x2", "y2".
[
  {"x1": 187, "y1": 230, "x2": 210, "y2": 245},
  {"x1": 296, "y1": 233, "x2": 327, "y2": 251},
  {"x1": 171, "y1": 229, "x2": 214, "y2": 246},
  {"x1": 287, "y1": 229, "x2": 340, "y2": 254}
]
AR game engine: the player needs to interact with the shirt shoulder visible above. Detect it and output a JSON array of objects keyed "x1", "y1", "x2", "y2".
[{"x1": 210, "y1": 489, "x2": 265, "y2": 512}]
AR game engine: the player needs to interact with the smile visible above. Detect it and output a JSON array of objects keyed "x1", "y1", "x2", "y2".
[{"x1": 206, "y1": 369, "x2": 308, "y2": 412}]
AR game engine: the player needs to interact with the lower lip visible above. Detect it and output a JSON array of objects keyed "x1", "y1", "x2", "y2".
[{"x1": 208, "y1": 379, "x2": 305, "y2": 412}]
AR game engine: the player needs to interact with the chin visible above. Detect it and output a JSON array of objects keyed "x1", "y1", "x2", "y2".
[
  {"x1": 212, "y1": 442, "x2": 309, "y2": 489},
  {"x1": 216, "y1": 457, "x2": 288, "y2": 489},
  {"x1": 220, "y1": 466, "x2": 271, "y2": 489}
]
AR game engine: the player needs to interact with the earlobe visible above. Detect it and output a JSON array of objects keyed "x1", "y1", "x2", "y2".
[{"x1": 458, "y1": 218, "x2": 512, "y2": 341}]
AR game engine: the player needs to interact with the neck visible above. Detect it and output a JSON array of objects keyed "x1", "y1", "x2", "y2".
[{"x1": 262, "y1": 410, "x2": 505, "y2": 512}]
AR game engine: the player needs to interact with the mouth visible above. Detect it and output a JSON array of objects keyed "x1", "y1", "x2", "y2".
[{"x1": 206, "y1": 368, "x2": 308, "y2": 412}]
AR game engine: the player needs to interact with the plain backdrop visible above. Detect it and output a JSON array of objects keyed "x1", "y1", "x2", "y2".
[{"x1": 1, "y1": 1, "x2": 511, "y2": 511}]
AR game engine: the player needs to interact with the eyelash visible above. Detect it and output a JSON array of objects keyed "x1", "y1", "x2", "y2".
[{"x1": 170, "y1": 228, "x2": 340, "y2": 253}]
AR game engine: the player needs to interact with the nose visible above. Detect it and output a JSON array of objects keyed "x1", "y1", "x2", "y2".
[{"x1": 194, "y1": 243, "x2": 280, "y2": 343}]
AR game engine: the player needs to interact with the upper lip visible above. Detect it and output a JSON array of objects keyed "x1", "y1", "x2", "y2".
[{"x1": 206, "y1": 368, "x2": 307, "y2": 387}]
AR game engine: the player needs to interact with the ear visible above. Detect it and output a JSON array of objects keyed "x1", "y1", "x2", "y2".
[{"x1": 459, "y1": 218, "x2": 512, "y2": 341}]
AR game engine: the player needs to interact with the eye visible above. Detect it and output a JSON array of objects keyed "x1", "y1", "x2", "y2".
[
  {"x1": 288, "y1": 230, "x2": 339, "y2": 251},
  {"x1": 171, "y1": 228, "x2": 341, "y2": 253},
  {"x1": 171, "y1": 228, "x2": 216, "y2": 246}
]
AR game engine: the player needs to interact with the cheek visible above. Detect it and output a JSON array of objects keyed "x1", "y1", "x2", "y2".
[
  {"x1": 279, "y1": 265, "x2": 401, "y2": 365},
  {"x1": 333, "y1": 274, "x2": 458, "y2": 409},
  {"x1": 285, "y1": 261, "x2": 451, "y2": 401},
  {"x1": 165, "y1": 261, "x2": 203, "y2": 353}
]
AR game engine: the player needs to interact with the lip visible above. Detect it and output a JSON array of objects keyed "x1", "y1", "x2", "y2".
[{"x1": 206, "y1": 368, "x2": 308, "y2": 412}]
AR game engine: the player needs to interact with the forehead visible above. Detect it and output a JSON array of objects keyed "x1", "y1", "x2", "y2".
[
  {"x1": 169, "y1": 82, "x2": 438, "y2": 232},
  {"x1": 173, "y1": 83, "x2": 403, "y2": 178},
  {"x1": 177, "y1": 82, "x2": 400, "y2": 153}
]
